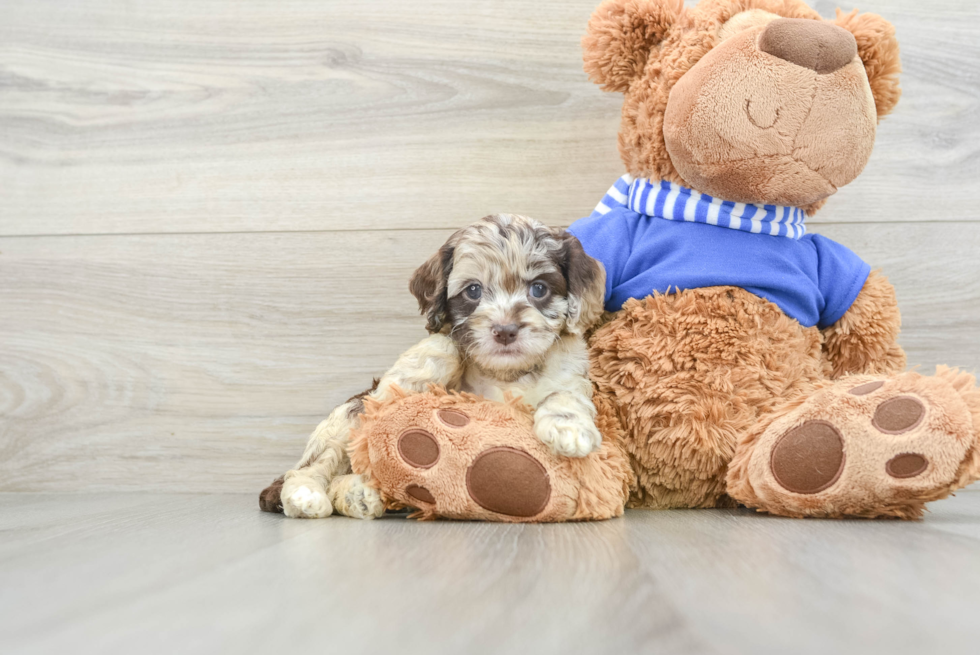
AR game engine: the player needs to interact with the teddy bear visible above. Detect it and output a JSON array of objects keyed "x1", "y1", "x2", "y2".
[
  {"x1": 273, "y1": 0, "x2": 980, "y2": 522},
  {"x1": 569, "y1": 0, "x2": 980, "y2": 518}
]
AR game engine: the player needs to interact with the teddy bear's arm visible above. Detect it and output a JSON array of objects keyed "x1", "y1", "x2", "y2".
[{"x1": 821, "y1": 270, "x2": 906, "y2": 379}]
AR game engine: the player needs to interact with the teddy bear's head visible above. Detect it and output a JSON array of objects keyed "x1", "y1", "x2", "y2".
[{"x1": 584, "y1": 0, "x2": 901, "y2": 212}]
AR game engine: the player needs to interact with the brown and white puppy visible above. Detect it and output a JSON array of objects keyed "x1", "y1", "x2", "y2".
[{"x1": 277, "y1": 214, "x2": 606, "y2": 519}]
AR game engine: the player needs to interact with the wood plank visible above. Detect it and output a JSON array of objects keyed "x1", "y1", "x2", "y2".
[
  {"x1": 811, "y1": 222, "x2": 980, "y2": 368},
  {"x1": 1, "y1": 491, "x2": 978, "y2": 654},
  {"x1": 1, "y1": 223, "x2": 978, "y2": 493},
  {"x1": 0, "y1": 230, "x2": 436, "y2": 492},
  {"x1": 1, "y1": 0, "x2": 978, "y2": 237}
]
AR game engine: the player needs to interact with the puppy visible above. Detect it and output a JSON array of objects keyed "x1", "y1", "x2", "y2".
[{"x1": 270, "y1": 214, "x2": 607, "y2": 519}]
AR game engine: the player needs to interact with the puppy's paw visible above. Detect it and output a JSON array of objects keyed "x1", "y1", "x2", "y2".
[
  {"x1": 329, "y1": 474, "x2": 385, "y2": 520},
  {"x1": 534, "y1": 413, "x2": 602, "y2": 458},
  {"x1": 282, "y1": 484, "x2": 333, "y2": 519}
]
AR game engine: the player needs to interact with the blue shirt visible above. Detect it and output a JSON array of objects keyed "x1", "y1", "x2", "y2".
[{"x1": 568, "y1": 202, "x2": 870, "y2": 329}]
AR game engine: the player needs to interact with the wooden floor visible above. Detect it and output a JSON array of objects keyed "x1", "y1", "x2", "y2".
[{"x1": 2, "y1": 491, "x2": 980, "y2": 655}]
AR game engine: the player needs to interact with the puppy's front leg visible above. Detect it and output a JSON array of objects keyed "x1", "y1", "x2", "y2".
[
  {"x1": 530, "y1": 337, "x2": 602, "y2": 458},
  {"x1": 284, "y1": 334, "x2": 464, "y2": 519},
  {"x1": 534, "y1": 390, "x2": 603, "y2": 458},
  {"x1": 370, "y1": 333, "x2": 465, "y2": 400}
]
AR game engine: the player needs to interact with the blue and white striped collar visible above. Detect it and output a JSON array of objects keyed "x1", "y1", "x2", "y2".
[{"x1": 593, "y1": 174, "x2": 807, "y2": 240}]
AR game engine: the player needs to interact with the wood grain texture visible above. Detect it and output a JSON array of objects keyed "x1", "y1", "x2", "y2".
[
  {"x1": 2, "y1": 2, "x2": 978, "y2": 647},
  {"x1": 1, "y1": 223, "x2": 978, "y2": 493},
  {"x1": 0, "y1": 0, "x2": 978, "y2": 237},
  {"x1": 0, "y1": 230, "x2": 431, "y2": 492},
  {"x1": 2, "y1": 491, "x2": 979, "y2": 655}
]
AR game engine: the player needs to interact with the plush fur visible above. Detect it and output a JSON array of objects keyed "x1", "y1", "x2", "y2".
[
  {"x1": 588, "y1": 286, "x2": 825, "y2": 508},
  {"x1": 582, "y1": 0, "x2": 980, "y2": 519},
  {"x1": 821, "y1": 270, "x2": 906, "y2": 379},
  {"x1": 261, "y1": 214, "x2": 611, "y2": 518},
  {"x1": 347, "y1": 386, "x2": 633, "y2": 522},
  {"x1": 585, "y1": 0, "x2": 901, "y2": 214},
  {"x1": 726, "y1": 368, "x2": 980, "y2": 519}
]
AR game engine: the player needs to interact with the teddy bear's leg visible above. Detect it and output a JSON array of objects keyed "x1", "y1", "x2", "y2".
[
  {"x1": 349, "y1": 391, "x2": 631, "y2": 522},
  {"x1": 327, "y1": 474, "x2": 385, "y2": 520},
  {"x1": 727, "y1": 367, "x2": 980, "y2": 519},
  {"x1": 587, "y1": 289, "x2": 826, "y2": 510}
]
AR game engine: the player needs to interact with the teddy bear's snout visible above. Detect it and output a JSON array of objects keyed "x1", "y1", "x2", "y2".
[{"x1": 759, "y1": 18, "x2": 857, "y2": 75}]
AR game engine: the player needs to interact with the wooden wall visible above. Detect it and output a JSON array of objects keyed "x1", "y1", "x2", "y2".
[{"x1": 1, "y1": 0, "x2": 978, "y2": 492}]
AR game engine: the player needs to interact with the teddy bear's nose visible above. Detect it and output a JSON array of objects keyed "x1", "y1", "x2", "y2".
[{"x1": 759, "y1": 18, "x2": 858, "y2": 75}]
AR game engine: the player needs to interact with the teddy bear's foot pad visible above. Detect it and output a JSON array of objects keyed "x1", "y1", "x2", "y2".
[
  {"x1": 768, "y1": 421, "x2": 845, "y2": 494},
  {"x1": 389, "y1": 415, "x2": 556, "y2": 520},
  {"x1": 465, "y1": 447, "x2": 552, "y2": 517},
  {"x1": 349, "y1": 389, "x2": 631, "y2": 522},
  {"x1": 391, "y1": 421, "x2": 552, "y2": 517},
  {"x1": 729, "y1": 370, "x2": 980, "y2": 519}
]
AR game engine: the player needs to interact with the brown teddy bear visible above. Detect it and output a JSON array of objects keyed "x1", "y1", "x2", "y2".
[
  {"x1": 279, "y1": 0, "x2": 980, "y2": 522},
  {"x1": 570, "y1": 0, "x2": 980, "y2": 518}
]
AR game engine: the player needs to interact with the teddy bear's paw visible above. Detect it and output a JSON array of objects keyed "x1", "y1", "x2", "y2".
[
  {"x1": 359, "y1": 399, "x2": 574, "y2": 521},
  {"x1": 737, "y1": 370, "x2": 979, "y2": 519},
  {"x1": 281, "y1": 482, "x2": 333, "y2": 519},
  {"x1": 533, "y1": 412, "x2": 602, "y2": 458},
  {"x1": 394, "y1": 417, "x2": 554, "y2": 519},
  {"x1": 328, "y1": 474, "x2": 385, "y2": 520}
]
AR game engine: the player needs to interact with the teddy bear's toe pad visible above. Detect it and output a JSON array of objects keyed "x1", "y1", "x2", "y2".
[
  {"x1": 436, "y1": 409, "x2": 470, "y2": 427},
  {"x1": 873, "y1": 396, "x2": 925, "y2": 433},
  {"x1": 398, "y1": 429, "x2": 440, "y2": 468},
  {"x1": 849, "y1": 381, "x2": 884, "y2": 396},
  {"x1": 735, "y1": 371, "x2": 977, "y2": 518},
  {"x1": 405, "y1": 484, "x2": 436, "y2": 504},
  {"x1": 466, "y1": 447, "x2": 551, "y2": 517},
  {"x1": 886, "y1": 453, "x2": 928, "y2": 479}
]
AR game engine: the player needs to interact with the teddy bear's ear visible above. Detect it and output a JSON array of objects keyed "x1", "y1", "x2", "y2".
[
  {"x1": 834, "y1": 9, "x2": 902, "y2": 119},
  {"x1": 582, "y1": 0, "x2": 684, "y2": 93}
]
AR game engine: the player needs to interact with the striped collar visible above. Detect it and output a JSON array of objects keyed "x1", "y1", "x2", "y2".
[{"x1": 593, "y1": 175, "x2": 807, "y2": 240}]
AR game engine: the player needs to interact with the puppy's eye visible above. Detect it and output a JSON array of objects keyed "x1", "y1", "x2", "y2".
[
  {"x1": 529, "y1": 282, "x2": 549, "y2": 299},
  {"x1": 465, "y1": 283, "x2": 482, "y2": 301}
]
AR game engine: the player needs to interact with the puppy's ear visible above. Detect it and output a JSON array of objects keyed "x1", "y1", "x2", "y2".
[
  {"x1": 409, "y1": 242, "x2": 454, "y2": 333},
  {"x1": 582, "y1": 0, "x2": 683, "y2": 93},
  {"x1": 834, "y1": 9, "x2": 901, "y2": 119},
  {"x1": 559, "y1": 233, "x2": 606, "y2": 336}
]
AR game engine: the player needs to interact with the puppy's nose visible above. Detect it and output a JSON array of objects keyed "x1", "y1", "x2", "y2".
[
  {"x1": 759, "y1": 18, "x2": 857, "y2": 74},
  {"x1": 491, "y1": 323, "x2": 519, "y2": 346}
]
